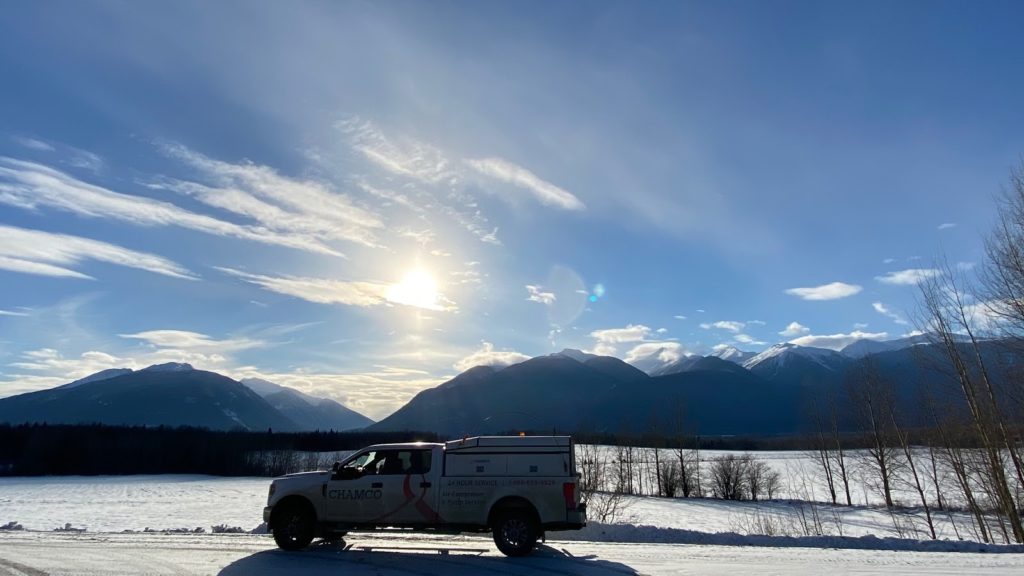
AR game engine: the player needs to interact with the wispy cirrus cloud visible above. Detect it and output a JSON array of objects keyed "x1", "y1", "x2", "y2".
[
  {"x1": 0, "y1": 224, "x2": 196, "y2": 280},
  {"x1": 12, "y1": 136, "x2": 54, "y2": 151},
  {"x1": 218, "y1": 267, "x2": 391, "y2": 307},
  {"x1": 466, "y1": 157, "x2": 585, "y2": 211},
  {"x1": 157, "y1": 143, "x2": 382, "y2": 249},
  {"x1": 340, "y1": 117, "x2": 458, "y2": 185},
  {"x1": 785, "y1": 281, "x2": 862, "y2": 301},
  {"x1": 876, "y1": 268, "x2": 941, "y2": 285},
  {"x1": 0, "y1": 157, "x2": 344, "y2": 257},
  {"x1": 872, "y1": 302, "x2": 908, "y2": 325},
  {"x1": 217, "y1": 267, "x2": 455, "y2": 311},
  {"x1": 337, "y1": 118, "x2": 500, "y2": 245},
  {"x1": 119, "y1": 330, "x2": 264, "y2": 353},
  {"x1": 938, "y1": 222, "x2": 957, "y2": 230},
  {"x1": 0, "y1": 309, "x2": 30, "y2": 317}
]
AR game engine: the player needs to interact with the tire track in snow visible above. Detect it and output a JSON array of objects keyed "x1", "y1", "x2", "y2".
[{"x1": 0, "y1": 556, "x2": 48, "y2": 576}]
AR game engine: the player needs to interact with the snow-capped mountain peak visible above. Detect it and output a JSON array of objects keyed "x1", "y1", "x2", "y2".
[
  {"x1": 742, "y1": 343, "x2": 842, "y2": 371},
  {"x1": 710, "y1": 345, "x2": 754, "y2": 364},
  {"x1": 141, "y1": 362, "x2": 195, "y2": 373},
  {"x1": 552, "y1": 349, "x2": 599, "y2": 363}
]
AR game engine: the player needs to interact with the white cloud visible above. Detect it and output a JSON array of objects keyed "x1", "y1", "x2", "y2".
[
  {"x1": 883, "y1": 258, "x2": 896, "y2": 264},
  {"x1": 340, "y1": 117, "x2": 458, "y2": 185},
  {"x1": 938, "y1": 222, "x2": 957, "y2": 230},
  {"x1": 0, "y1": 157, "x2": 344, "y2": 257},
  {"x1": 673, "y1": 315, "x2": 687, "y2": 320},
  {"x1": 13, "y1": 136, "x2": 54, "y2": 151},
  {"x1": 218, "y1": 267, "x2": 454, "y2": 311},
  {"x1": 624, "y1": 341, "x2": 687, "y2": 366},
  {"x1": 963, "y1": 300, "x2": 1012, "y2": 332},
  {"x1": 159, "y1": 143, "x2": 382, "y2": 248},
  {"x1": 453, "y1": 342, "x2": 530, "y2": 372},
  {"x1": 119, "y1": 330, "x2": 264, "y2": 353},
  {"x1": 337, "y1": 119, "x2": 502, "y2": 246},
  {"x1": 872, "y1": 302, "x2": 909, "y2": 325},
  {"x1": 218, "y1": 267, "x2": 390, "y2": 307},
  {"x1": 789, "y1": 330, "x2": 889, "y2": 351},
  {"x1": 778, "y1": 322, "x2": 810, "y2": 337},
  {"x1": 699, "y1": 320, "x2": 745, "y2": 332},
  {"x1": 0, "y1": 309, "x2": 30, "y2": 317},
  {"x1": 590, "y1": 324, "x2": 651, "y2": 344},
  {"x1": 853, "y1": 322, "x2": 869, "y2": 329},
  {"x1": 2, "y1": 329, "x2": 269, "y2": 398},
  {"x1": 784, "y1": 282, "x2": 863, "y2": 301},
  {"x1": 656, "y1": 328, "x2": 668, "y2": 334},
  {"x1": 733, "y1": 333, "x2": 766, "y2": 345},
  {"x1": 876, "y1": 268, "x2": 941, "y2": 285},
  {"x1": 0, "y1": 224, "x2": 196, "y2": 280},
  {"x1": 466, "y1": 157, "x2": 584, "y2": 211},
  {"x1": 236, "y1": 367, "x2": 447, "y2": 421},
  {"x1": 747, "y1": 320, "x2": 766, "y2": 326},
  {"x1": 525, "y1": 285, "x2": 557, "y2": 305}
]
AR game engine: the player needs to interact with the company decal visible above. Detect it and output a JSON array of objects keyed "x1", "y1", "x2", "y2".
[{"x1": 327, "y1": 488, "x2": 382, "y2": 500}]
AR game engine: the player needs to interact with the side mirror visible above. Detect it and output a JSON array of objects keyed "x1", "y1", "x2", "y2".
[{"x1": 335, "y1": 467, "x2": 362, "y2": 481}]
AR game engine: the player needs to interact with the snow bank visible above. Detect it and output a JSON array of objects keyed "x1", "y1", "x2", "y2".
[{"x1": 555, "y1": 521, "x2": 1024, "y2": 554}]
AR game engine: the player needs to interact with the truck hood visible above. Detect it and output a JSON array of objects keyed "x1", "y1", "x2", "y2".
[{"x1": 272, "y1": 470, "x2": 330, "y2": 490}]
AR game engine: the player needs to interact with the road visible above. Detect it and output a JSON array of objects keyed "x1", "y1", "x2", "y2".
[{"x1": 1, "y1": 531, "x2": 1023, "y2": 575}]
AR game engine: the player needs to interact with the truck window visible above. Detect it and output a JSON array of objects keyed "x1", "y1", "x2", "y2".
[
  {"x1": 370, "y1": 449, "x2": 432, "y2": 475},
  {"x1": 342, "y1": 450, "x2": 378, "y2": 472},
  {"x1": 407, "y1": 449, "x2": 432, "y2": 474}
]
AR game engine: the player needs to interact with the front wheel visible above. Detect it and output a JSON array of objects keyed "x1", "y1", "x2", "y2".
[
  {"x1": 492, "y1": 510, "x2": 539, "y2": 557},
  {"x1": 272, "y1": 502, "x2": 315, "y2": 551}
]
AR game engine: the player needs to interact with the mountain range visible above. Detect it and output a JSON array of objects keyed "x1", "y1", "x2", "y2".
[
  {"x1": 0, "y1": 363, "x2": 373, "y2": 432},
  {"x1": 1, "y1": 335, "x2": 1019, "y2": 437},
  {"x1": 368, "y1": 335, "x2": 1022, "y2": 437}
]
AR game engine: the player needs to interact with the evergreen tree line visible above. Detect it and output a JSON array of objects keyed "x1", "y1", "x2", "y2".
[{"x1": 0, "y1": 424, "x2": 438, "y2": 476}]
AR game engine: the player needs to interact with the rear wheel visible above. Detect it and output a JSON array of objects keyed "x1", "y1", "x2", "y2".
[
  {"x1": 492, "y1": 509, "x2": 539, "y2": 557},
  {"x1": 271, "y1": 502, "x2": 315, "y2": 551}
]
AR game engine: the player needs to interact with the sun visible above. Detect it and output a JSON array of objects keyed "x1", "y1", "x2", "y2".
[{"x1": 386, "y1": 268, "x2": 441, "y2": 310}]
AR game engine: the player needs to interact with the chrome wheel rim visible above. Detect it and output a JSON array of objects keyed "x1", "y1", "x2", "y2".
[{"x1": 502, "y1": 518, "x2": 529, "y2": 548}]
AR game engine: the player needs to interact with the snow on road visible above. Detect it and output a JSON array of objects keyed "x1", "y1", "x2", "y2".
[{"x1": 1, "y1": 531, "x2": 1023, "y2": 576}]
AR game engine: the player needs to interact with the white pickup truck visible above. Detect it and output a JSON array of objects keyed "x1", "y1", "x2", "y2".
[{"x1": 264, "y1": 435, "x2": 587, "y2": 556}]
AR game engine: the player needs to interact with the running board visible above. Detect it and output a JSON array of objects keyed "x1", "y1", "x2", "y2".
[{"x1": 352, "y1": 545, "x2": 488, "y2": 555}]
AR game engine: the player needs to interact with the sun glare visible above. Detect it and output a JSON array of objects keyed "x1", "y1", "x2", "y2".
[{"x1": 386, "y1": 268, "x2": 441, "y2": 310}]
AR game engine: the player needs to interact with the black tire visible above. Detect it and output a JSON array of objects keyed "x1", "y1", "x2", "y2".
[
  {"x1": 272, "y1": 502, "x2": 315, "y2": 551},
  {"x1": 492, "y1": 509, "x2": 538, "y2": 557}
]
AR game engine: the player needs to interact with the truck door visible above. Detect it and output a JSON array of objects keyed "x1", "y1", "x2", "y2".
[
  {"x1": 380, "y1": 448, "x2": 439, "y2": 525},
  {"x1": 355, "y1": 448, "x2": 438, "y2": 525},
  {"x1": 323, "y1": 450, "x2": 386, "y2": 523}
]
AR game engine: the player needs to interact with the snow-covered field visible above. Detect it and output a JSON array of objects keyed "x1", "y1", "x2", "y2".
[
  {"x1": 2, "y1": 449, "x2": 1023, "y2": 574},
  {"x1": 0, "y1": 474, "x2": 268, "y2": 533}
]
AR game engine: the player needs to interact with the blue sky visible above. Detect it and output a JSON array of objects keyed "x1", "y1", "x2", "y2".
[{"x1": 1, "y1": 1, "x2": 1021, "y2": 418}]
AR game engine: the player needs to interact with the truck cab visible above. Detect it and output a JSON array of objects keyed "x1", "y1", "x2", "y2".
[{"x1": 264, "y1": 436, "x2": 586, "y2": 556}]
